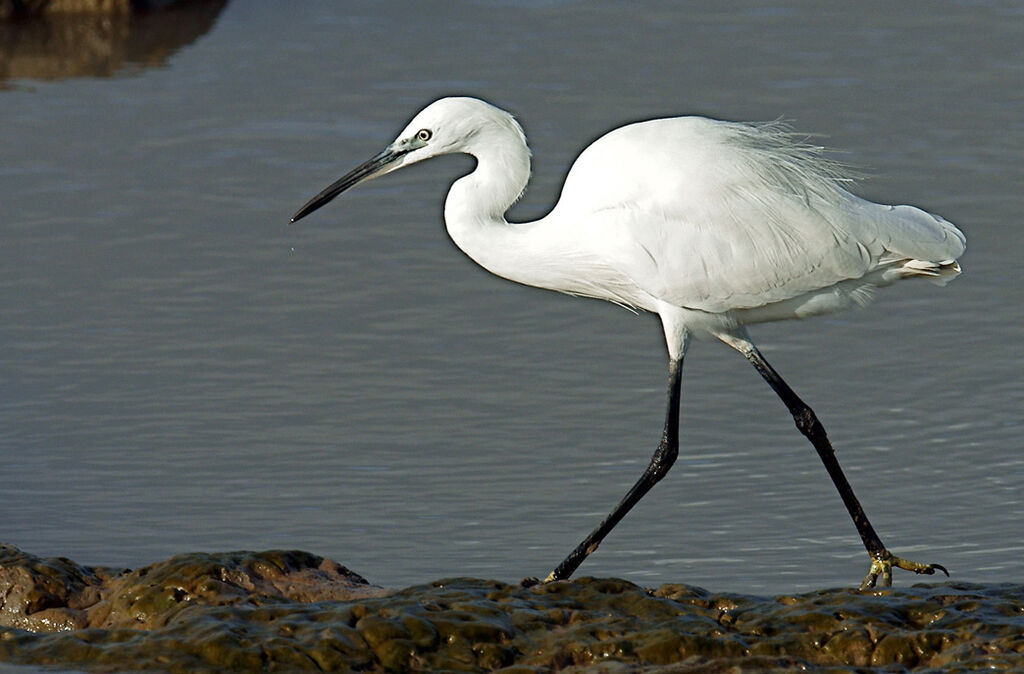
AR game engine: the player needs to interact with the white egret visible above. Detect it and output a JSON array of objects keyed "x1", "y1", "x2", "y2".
[{"x1": 291, "y1": 97, "x2": 964, "y2": 589}]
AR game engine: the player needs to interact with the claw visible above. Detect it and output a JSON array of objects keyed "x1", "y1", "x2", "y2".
[
  {"x1": 859, "y1": 552, "x2": 949, "y2": 590},
  {"x1": 521, "y1": 571, "x2": 564, "y2": 588},
  {"x1": 521, "y1": 570, "x2": 563, "y2": 588}
]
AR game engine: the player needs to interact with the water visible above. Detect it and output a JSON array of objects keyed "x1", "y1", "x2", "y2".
[{"x1": 1, "y1": 1, "x2": 1020, "y2": 595}]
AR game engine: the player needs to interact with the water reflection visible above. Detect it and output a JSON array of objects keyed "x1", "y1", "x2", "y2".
[{"x1": 0, "y1": 0, "x2": 228, "y2": 86}]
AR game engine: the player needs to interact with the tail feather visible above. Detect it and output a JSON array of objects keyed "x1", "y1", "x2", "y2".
[{"x1": 898, "y1": 259, "x2": 962, "y2": 286}]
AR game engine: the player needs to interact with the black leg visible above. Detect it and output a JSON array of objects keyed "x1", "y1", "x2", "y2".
[
  {"x1": 540, "y1": 356, "x2": 684, "y2": 583},
  {"x1": 733, "y1": 337, "x2": 947, "y2": 589}
]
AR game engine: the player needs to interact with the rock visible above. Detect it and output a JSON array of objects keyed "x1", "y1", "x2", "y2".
[
  {"x1": 1, "y1": 544, "x2": 1023, "y2": 672},
  {"x1": 0, "y1": 545, "x2": 118, "y2": 632},
  {"x1": 0, "y1": 544, "x2": 388, "y2": 633}
]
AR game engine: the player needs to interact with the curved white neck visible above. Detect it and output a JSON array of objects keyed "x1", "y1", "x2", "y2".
[
  {"x1": 440, "y1": 126, "x2": 634, "y2": 307},
  {"x1": 443, "y1": 131, "x2": 543, "y2": 286}
]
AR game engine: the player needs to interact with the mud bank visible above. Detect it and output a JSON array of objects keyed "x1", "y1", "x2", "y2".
[{"x1": 0, "y1": 545, "x2": 1021, "y2": 672}]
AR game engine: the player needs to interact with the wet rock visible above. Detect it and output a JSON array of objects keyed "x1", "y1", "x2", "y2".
[
  {"x1": 0, "y1": 545, "x2": 118, "y2": 632},
  {"x1": 1, "y1": 545, "x2": 1023, "y2": 672},
  {"x1": 0, "y1": 544, "x2": 387, "y2": 635}
]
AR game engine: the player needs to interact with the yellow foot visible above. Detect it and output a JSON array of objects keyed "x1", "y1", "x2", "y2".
[
  {"x1": 859, "y1": 552, "x2": 949, "y2": 590},
  {"x1": 519, "y1": 571, "x2": 561, "y2": 588}
]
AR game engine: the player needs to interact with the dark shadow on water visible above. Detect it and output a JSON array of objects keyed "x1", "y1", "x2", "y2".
[
  {"x1": 0, "y1": 0, "x2": 229, "y2": 87},
  {"x1": 0, "y1": 544, "x2": 1021, "y2": 672}
]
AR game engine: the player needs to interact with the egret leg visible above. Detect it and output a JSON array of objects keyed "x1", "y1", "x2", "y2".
[
  {"x1": 538, "y1": 356, "x2": 684, "y2": 584},
  {"x1": 720, "y1": 332, "x2": 948, "y2": 589}
]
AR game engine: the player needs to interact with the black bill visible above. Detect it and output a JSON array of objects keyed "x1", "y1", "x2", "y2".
[{"x1": 290, "y1": 146, "x2": 410, "y2": 223}]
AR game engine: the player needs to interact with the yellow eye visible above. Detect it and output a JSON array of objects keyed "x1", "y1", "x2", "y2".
[{"x1": 416, "y1": 129, "x2": 432, "y2": 142}]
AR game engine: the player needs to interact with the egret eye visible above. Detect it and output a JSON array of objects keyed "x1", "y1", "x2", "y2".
[{"x1": 416, "y1": 129, "x2": 432, "y2": 142}]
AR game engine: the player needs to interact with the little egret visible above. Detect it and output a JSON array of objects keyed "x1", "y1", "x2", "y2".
[{"x1": 291, "y1": 97, "x2": 964, "y2": 589}]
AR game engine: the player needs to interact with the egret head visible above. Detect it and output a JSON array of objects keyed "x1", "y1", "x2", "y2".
[{"x1": 290, "y1": 97, "x2": 524, "y2": 223}]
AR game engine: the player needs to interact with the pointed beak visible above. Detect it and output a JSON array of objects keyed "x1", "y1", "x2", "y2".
[{"x1": 290, "y1": 145, "x2": 411, "y2": 223}]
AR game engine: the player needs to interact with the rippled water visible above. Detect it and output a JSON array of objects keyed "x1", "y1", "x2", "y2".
[{"x1": 1, "y1": 1, "x2": 1021, "y2": 595}]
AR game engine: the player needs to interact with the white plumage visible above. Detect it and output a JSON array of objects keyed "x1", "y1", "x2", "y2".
[
  {"x1": 436, "y1": 101, "x2": 961, "y2": 320},
  {"x1": 292, "y1": 96, "x2": 964, "y2": 588}
]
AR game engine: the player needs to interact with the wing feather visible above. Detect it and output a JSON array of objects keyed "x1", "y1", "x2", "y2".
[{"x1": 551, "y1": 116, "x2": 964, "y2": 314}]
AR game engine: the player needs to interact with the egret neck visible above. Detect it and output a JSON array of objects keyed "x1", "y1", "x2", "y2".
[{"x1": 441, "y1": 122, "x2": 547, "y2": 289}]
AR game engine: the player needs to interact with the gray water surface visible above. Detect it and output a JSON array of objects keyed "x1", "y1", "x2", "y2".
[{"x1": 1, "y1": 1, "x2": 1021, "y2": 594}]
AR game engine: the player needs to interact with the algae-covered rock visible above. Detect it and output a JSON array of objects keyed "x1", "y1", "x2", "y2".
[
  {"x1": 0, "y1": 544, "x2": 387, "y2": 634},
  {"x1": 0, "y1": 545, "x2": 120, "y2": 632},
  {"x1": 1, "y1": 544, "x2": 1023, "y2": 672}
]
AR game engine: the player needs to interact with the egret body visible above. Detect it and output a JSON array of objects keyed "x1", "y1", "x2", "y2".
[{"x1": 292, "y1": 97, "x2": 964, "y2": 589}]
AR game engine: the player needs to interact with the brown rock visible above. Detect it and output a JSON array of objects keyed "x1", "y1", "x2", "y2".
[
  {"x1": 2, "y1": 546, "x2": 1023, "y2": 672},
  {"x1": 0, "y1": 545, "x2": 389, "y2": 634}
]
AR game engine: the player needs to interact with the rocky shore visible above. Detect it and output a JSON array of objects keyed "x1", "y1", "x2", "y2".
[{"x1": 0, "y1": 544, "x2": 1021, "y2": 672}]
